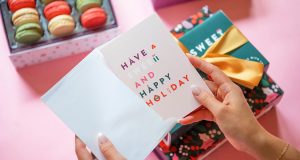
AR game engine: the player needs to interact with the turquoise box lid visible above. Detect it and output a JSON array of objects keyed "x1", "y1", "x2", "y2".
[{"x1": 179, "y1": 11, "x2": 269, "y2": 67}]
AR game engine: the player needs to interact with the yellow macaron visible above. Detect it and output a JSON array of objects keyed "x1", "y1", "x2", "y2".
[
  {"x1": 12, "y1": 8, "x2": 40, "y2": 27},
  {"x1": 48, "y1": 15, "x2": 75, "y2": 37}
]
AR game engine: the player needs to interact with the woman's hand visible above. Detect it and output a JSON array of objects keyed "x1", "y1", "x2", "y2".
[
  {"x1": 75, "y1": 134, "x2": 125, "y2": 160},
  {"x1": 180, "y1": 55, "x2": 264, "y2": 152},
  {"x1": 180, "y1": 55, "x2": 300, "y2": 160}
]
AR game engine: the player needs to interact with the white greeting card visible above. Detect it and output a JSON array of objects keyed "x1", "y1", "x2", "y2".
[
  {"x1": 42, "y1": 14, "x2": 210, "y2": 160},
  {"x1": 42, "y1": 50, "x2": 176, "y2": 160},
  {"x1": 101, "y1": 14, "x2": 210, "y2": 119}
]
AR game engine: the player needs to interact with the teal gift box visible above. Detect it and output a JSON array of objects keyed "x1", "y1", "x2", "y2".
[
  {"x1": 179, "y1": 11, "x2": 270, "y2": 69},
  {"x1": 155, "y1": 8, "x2": 283, "y2": 160}
]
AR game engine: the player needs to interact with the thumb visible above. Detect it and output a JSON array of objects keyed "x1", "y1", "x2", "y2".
[
  {"x1": 191, "y1": 85, "x2": 223, "y2": 115},
  {"x1": 98, "y1": 134, "x2": 125, "y2": 160}
]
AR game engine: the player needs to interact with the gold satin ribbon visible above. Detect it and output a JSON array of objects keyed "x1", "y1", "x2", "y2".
[{"x1": 179, "y1": 26, "x2": 264, "y2": 89}]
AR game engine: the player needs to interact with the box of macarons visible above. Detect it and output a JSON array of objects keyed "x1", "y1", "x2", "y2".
[{"x1": 0, "y1": 0, "x2": 119, "y2": 68}]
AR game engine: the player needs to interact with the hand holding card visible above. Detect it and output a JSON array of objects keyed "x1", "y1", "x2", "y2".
[{"x1": 42, "y1": 14, "x2": 211, "y2": 159}]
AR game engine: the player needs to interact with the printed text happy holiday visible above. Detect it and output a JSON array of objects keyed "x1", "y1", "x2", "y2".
[{"x1": 120, "y1": 44, "x2": 191, "y2": 107}]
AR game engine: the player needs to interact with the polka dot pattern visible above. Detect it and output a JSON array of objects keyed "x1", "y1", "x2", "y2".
[{"x1": 10, "y1": 28, "x2": 120, "y2": 68}]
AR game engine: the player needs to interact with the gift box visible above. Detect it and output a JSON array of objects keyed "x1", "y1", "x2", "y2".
[
  {"x1": 0, "y1": 0, "x2": 119, "y2": 68},
  {"x1": 155, "y1": 7, "x2": 283, "y2": 160},
  {"x1": 164, "y1": 5, "x2": 267, "y2": 141}
]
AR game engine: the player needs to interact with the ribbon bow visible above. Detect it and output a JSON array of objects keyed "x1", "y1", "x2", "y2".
[{"x1": 179, "y1": 26, "x2": 264, "y2": 89}]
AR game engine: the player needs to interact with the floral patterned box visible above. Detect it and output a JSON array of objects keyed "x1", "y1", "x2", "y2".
[{"x1": 154, "y1": 6, "x2": 283, "y2": 160}]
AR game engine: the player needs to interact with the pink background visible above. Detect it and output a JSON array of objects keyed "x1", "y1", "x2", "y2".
[{"x1": 1, "y1": 0, "x2": 300, "y2": 159}]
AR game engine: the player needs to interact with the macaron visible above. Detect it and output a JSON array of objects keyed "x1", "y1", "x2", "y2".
[
  {"x1": 48, "y1": 15, "x2": 75, "y2": 37},
  {"x1": 15, "y1": 23, "x2": 43, "y2": 44},
  {"x1": 8, "y1": 0, "x2": 36, "y2": 13},
  {"x1": 12, "y1": 8, "x2": 39, "y2": 27},
  {"x1": 76, "y1": 0, "x2": 102, "y2": 13},
  {"x1": 42, "y1": 0, "x2": 64, "y2": 5},
  {"x1": 81, "y1": 7, "x2": 107, "y2": 29},
  {"x1": 44, "y1": 1, "x2": 71, "y2": 21}
]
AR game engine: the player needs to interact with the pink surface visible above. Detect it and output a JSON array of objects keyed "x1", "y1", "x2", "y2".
[{"x1": 0, "y1": 0, "x2": 300, "y2": 159}]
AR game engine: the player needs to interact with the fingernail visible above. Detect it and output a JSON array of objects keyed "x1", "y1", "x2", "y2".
[
  {"x1": 178, "y1": 119, "x2": 183, "y2": 124},
  {"x1": 191, "y1": 85, "x2": 201, "y2": 96},
  {"x1": 98, "y1": 133, "x2": 108, "y2": 145}
]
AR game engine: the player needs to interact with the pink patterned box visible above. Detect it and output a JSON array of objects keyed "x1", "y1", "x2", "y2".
[
  {"x1": 9, "y1": 28, "x2": 119, "y2": 68},
  {"x1": 0, "y1": 0, "x2": 119, "y2": 68}
]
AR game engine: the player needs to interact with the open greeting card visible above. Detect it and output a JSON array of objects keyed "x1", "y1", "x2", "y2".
[{"x1": 42, "y1": 14, "x2": 210, "y2": 159}]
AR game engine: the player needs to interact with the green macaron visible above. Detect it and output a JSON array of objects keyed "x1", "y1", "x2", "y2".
[
  {"x1": 15, "y1": 23, "x2": 43, "y2": 44},
  {"x1": 76, "y1": 0, "x2": 102, "y2": 13}
]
